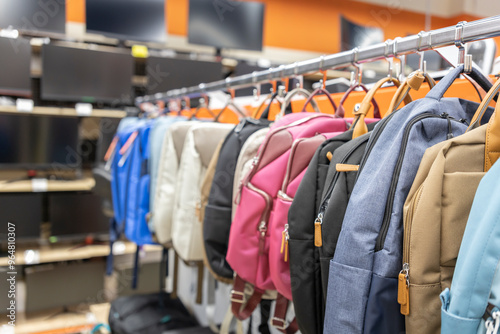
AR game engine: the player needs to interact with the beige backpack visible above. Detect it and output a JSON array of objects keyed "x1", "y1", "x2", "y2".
[{"x1": 401, "y1": 79, "x2": 499, "y2": 333}]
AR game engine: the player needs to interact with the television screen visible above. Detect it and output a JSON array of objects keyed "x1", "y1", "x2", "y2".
[
  {"x1": 86, "y1": 0, "x2": 166, "y2": 43},
  {"x1": 146, "y1": 56, "x2": 223, "y2": 94},
  {"x1": 340, "y1": 15, "x2": 383, "y2": 52},
  {"x1": 0, "y1": 0, "x2": 66, "y2": 35},
  {"x1": 188, "y1": 0, "x2": 265, "y2": 51},
  {"x1": 0, "y1": 114, "x2": 79, "y2": 168},
  {"x1": 41, "y1": 44, "x2": 134, "y2": 105},
  {"x1": 49, "y1": 193, "x2": 109, "y2": 239},
  {"x1": 0, "y1": 194, "x2": 42, "y2": 241},
  {"x1": 0, "y1": 36, "x2": 31, "y2": 97}
]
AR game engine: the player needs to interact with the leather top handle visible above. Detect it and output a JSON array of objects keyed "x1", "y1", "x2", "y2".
[
  {"x1": 467, "y1": 78, "x2": 500, "y2": 132},
  {"x1": 336, "y1": 83, "x2": 381, "y2": 119},
  {"x1": 386, "y1": 70, "x2": 436, "y2": 115},
  {"x1": 300, "y1": 88, "x2": 338, "y2": 115},
  {"x1": 254, "y1": 92, "x2": 281, "y2": 120},
  {"x1": 352, "y1": 76, "x2": 403, "y2": 139},
  {"x1": 276, "y1": 87, "x2": 320, "y2": 120}
]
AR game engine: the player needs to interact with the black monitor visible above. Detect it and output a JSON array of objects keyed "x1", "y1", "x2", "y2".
[
  {"x1": 49, "y1": 192, "x2": 109, "y2": 240},
  {"x1": 188, "y1": 0, "x2": 265, "y2": 51},
  {"x1": 0, "y1": 36, "x2": 31, "y2": 97},
  {"x1": 41, "y1": 44, "x2": 134, "y2": 105},
  {"x1": 340, "y1": 15, "x2": 383, "y2": 51},
  {"x1": 146, "y1": 56, "x2": 223, "y2": 94},
  {"x1": 86, "y1": 0, "x2": 166, "y2": 43},
  {"x1": 0, "y1": 114, "x2": 79, "y2": 169},
  {"x1": 0, "y1": 0, "x2": 66, "y2": 35},
  {"x1": 0, "y1": 194, "x2": 42, "y2": 242}
]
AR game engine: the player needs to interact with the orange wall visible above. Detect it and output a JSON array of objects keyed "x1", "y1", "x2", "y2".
[{"x1": 67, "y1": 0, "x2": 499, "y2": 55}]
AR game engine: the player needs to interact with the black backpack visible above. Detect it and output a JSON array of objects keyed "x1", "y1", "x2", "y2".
[
  {"x1": 108, "y1": 292, "x2": 199, "y2": 334},
  {"x1": 287, "y1": 124, "x2": 375, "y2": 334},
  {"x1": 202, "y1": 95, "x2": 279, "y2": 282}
]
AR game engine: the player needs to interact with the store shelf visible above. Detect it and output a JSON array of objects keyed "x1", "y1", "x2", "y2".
[
  {"x1": 0, "y1": 105, "x2": 126, "y2": 118},
  {"x1": 0, "y1": 176, "x2": 96, "y2": 193},
  {"x1": 0, "y1": 242, "x2": 163, "y2": 266}
]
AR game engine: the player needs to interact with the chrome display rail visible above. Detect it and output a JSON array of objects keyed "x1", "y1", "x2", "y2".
[{"x1": 136, "y1": 15, "x2": 500, "y2": 104}]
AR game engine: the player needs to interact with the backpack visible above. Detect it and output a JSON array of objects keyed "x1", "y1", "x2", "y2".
[
  {"x1": 108, "y1": 292, "x2": 199, "y2": 334},
  {"x1": 153, "y1": 121, "x2": 200, "y2": 244},
  {"x1": 402, "y1": 80, "x2": 499, "y2": 333},
  {"x1": 324, "y1": 65, "x2": 493, "y2": 333},
  {"x1": 171, "y1": 122, "x2": 234, "y2": 262},
  {"x1": 231, "y1": 128, "x2": 270, "y2": 220},
  {"x1": 227, "y1": 111, "x2": 351, "y2": 324},
  {"x1": 287, "y1": 72, "x2": 424, "y2": 334},
  {"x1": 148, "y1": 116, "x2": 186, "y2": 231},
  {"x1": 108, "y1": 118, "x2": 155, "y2": 287},
  {"x1": 202, "y1": 117, "x2": 271, "y2": 283},
  {"x1": 440, "y1": 113, "x2": 500, "y2": 333}
]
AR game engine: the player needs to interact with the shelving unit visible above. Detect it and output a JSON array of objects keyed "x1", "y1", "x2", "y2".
[{"x1": 0, "y1": 105, "x2": 126, "y2": 118}]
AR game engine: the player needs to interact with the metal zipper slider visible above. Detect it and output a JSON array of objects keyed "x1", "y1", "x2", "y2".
[
  {"x1": 314, "y1": 213, "x2": 323, "y2": 247},
  {"x1": 258, "y1": 221, "x2": 267, "y2": 254},
  {"x1": 280, "y1": 224, "x2": 289, "y2": 262},
  {"x1": 398, "y1": 263, "x2": 410, "y2": 315}
]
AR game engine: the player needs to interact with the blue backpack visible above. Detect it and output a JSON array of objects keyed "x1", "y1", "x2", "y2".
[
  {"x1": 440, "y1": 123, "x2": 500, "y2": 333},
  {"x1": 324, "y1": 65, "x2": 494, "y2": 333},
  {"x1": 107, "y1": 118, "x2": 156, "y2": 286}
]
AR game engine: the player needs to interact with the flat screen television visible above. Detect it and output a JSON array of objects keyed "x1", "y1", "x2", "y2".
[
  {"x1": 0, "y1": 193, "x2": 42, "y2": 242},
  {"x1": 0, "y1": 114, "x2": 80, "y2": 169},
  {"x1": 0, "y1": 0, "x2": 66, "y2": 35},
  {"x1": 41, "y1": 44, "x2": 134, "y2": 105},
  {"x1": 146, "y1": 56, "x2": 223, "y2": 94},
  {"x1": 49, "y1": 193, "x2": 109, "y2": 240},
  {"x1": 0, "y1": 36, "x2": 31, "y2": 97},
  {"x1": 340, "y1": 15, "x2": 383, "y2": 52},
  {"x1": 86, "y1": 0, "x2": 166, "y2": 43},
  {"x1": 188, "y1": 0, "x2": 265, "y2": 51}
]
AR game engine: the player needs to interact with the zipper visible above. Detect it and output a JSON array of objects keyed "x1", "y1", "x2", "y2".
[
  {"x1": 403, "y1": 183, "x2": 424, "y2": 266},
  {"x1": 313, "y1": 135, "x2": 371, "y2": 248},
  {"x1": 280, "y1": 223, "x2": 289, "y2": 262},
  {"x1": 247, "y1": 182, "x2": 273, "y2": 254},
  {"x1": 356, "y1": 110, "x2": 399, "y2": 180},
  {"x1": 281, "y1": 138, "x2": 307, "y2": 192},
  {"x1": 375, "y1": 112, "x2": 463, "y2": 251}
]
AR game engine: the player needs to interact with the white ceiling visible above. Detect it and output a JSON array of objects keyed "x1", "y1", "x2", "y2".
[{"x1": 353, "y1": 0, "x2": 500, "y2": 18}]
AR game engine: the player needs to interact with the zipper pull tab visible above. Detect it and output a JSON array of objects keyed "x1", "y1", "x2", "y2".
[
  {"x1": 258, "y1": 221, "x2": 267, "y2": 255},
  {"x1": 281, "y1": 224, "x2": 289, "y2": 262},
  {"x1": 314, "y1": 213, "x2": 323, "y2": 247},
  {"x1": 398, "y1": 263, "x2": 410, "y2": 315}
]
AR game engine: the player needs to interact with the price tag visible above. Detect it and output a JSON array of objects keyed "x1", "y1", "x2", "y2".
[
  {"x1": 75, "y1": 103, "x2": 93, "y2": 116},
  {"x1": 112, "y1": 241, "x2": 126, "y2": 255},
  {"x1": 24, "y1": 250, "x2": 40, "y2": 265},
  {"x1": 16, "y1": 99, "x2": 34, "y2": 112},
  {"x1": 31, "y1": 178, "x2": 48, "y2": 192}
]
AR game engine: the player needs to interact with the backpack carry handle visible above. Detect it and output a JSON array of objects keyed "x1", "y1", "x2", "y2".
[
  {"x1": 336, "y1": 83, "x2": 382, "y2": 119},
  {"x1": 255, "y1": 92, "x2": 282, "y2": 120},
  {"x1": 467, "y1": 78, "x2": 500, "y2": 131},
  {"x1": 351, "y1": 76, "x2": 402, "y2": 139},
  {"x1": 426, "y1": 64, "x2": 493, "y2": 101},
  {"x1": 275, "y1": 87, "x2": 320, "y2": 120},
  {"x1": 387, "y1": 70, "x2": 436, "y2": 114},
  {"x1": 300, "y1": 88, "x2": 338, "y2": 115}
]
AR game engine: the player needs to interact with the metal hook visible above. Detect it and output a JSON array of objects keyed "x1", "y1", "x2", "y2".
[
  {"x1": 384, "y1": 40, "x2": 394, "y2": 78},
  {"x1": 351, "y1": 47, "x2": 362, "y2": 85},
  {"x1": 455, "y1": 21, "x2": 472, "y2": 73}
]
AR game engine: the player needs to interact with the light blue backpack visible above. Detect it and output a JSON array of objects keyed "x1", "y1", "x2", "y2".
[{"x1": 440, "y1": 143, "x2": 500, "y2": 333}]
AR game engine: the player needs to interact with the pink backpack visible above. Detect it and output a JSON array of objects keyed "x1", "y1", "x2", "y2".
[{"x1": 226, "y1": 112, "x2": 349, "y2": 328}]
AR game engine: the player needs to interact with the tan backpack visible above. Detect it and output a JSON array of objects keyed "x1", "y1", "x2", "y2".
[{"x1": 400, "y1": 79, "x2": 499, "y2": 333}]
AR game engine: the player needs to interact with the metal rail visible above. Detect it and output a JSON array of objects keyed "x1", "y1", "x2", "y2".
[{"x1": 136, "y1": 15, "x2": 500, "y2": 104}]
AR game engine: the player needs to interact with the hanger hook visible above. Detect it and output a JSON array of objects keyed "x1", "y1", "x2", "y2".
[
  {"x1": 384, "y1": 39, "x2": 394, "y2": 78},
  {"x1": 455, "y1": 21, "x2": 472, "y2": 73},
  {"x1": 351, "y1": 47, "x2": 362, "y2": 85}
]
